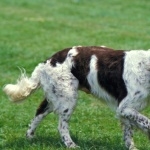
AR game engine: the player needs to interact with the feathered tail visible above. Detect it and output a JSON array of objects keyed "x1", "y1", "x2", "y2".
[{"x1": 3, "y1": 63, "x2": 44, "y2": 103}]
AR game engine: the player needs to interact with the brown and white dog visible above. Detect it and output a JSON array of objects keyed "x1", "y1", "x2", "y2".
[{"x1": 4, "y1": 46, "x2": 150, "y2": 150}]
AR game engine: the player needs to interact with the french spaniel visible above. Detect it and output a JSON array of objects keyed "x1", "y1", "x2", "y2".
[{"x1": 4, "y1": 46, "x2": 150, "y2": 150}]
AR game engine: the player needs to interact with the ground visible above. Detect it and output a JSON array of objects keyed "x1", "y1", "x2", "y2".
[{"x1": 0, "y1": 0, "x2": 150, "y2": 149}]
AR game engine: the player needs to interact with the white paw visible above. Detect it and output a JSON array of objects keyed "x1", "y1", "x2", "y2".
[
  {"x1": 67, "y1": 142, "x2": 80, "y2": 149},
  {"x1": 129, "y1": 146, "x2": 139, "y2": 150},
  {"x1": 26, "y1": 131, "x2": 34, "y2": 139}
]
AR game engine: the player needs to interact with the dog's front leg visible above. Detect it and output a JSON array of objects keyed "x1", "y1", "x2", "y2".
[
  {"x1": 121, "y1": 120, "x2": 138, "y2": 150},
  {"x1": 118, "y1": 107, "x2": 150, "y2": 150}
]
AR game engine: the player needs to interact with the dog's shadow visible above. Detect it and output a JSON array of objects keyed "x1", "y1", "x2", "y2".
[{"x1": 1, "y1": 134, "x2": 147, "y2": 150}]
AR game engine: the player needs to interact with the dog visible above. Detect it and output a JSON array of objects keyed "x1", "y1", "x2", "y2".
[{"x1": 3, "y1": 46, "x2": 150, "y2": 150}]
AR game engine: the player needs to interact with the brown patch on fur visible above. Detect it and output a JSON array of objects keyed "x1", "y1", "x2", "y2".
[
  {"x1": 96, "y1": 50, "x2": 127, "y2": 103},
  {"x1": 72, "y1": 46, "x2": 127, "y2": 104},
  {"x1": 46, "y1": 48, "x2": 71, "y2": 66},
  {"x1": 71, "y1": 46, "x2": 114, "y2": 90}
]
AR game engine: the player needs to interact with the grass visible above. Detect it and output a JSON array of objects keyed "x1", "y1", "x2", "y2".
[{"x1": 1, "y1": 0, "x2": 150, "y2": 149}]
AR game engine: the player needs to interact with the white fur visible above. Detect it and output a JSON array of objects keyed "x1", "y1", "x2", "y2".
[
  {"x1": 100, "y1": 45, "x2": 106, "y2": 47},
  {"x1": 66, "y1": 46, "x2": 79, "y2": 68},
  {"x1": 116, "y1": 50, "x2": 150, "y2": 150},
  {"x1": 3, "y1": 63, "x2": 44, "y2": 102},
  {"x1": 40, "y1": 60, "x2": 78, "y2": 112},
  {"x1": 119, "y1": 50, "x2": 150, "y2": 111}
]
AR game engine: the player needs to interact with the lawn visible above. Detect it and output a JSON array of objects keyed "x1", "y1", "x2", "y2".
[{"x1": 1, "y1": 0, "x2": 150, "y2": 149}]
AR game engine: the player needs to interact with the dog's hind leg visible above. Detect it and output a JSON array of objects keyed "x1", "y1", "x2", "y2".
[
  {"x1": 121, "y1": 120, "x2": 137, "y2": 150},
  {"x1": 57, "y1": 96, "x2": 78, "y2": 148},
  {"x1": 39, "y1": 62, "x2": 79, "y2": 147},
  {"x1": 51, "y1": 79, "x2": 79, "y2": 148},
  {"x1": 26, "y1": 98, "x2": 53, "y2": 139}
]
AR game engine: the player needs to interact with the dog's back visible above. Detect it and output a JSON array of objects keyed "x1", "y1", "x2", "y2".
[{"x1": 49, "y1": 46, "x2": 126, "y2": 108}]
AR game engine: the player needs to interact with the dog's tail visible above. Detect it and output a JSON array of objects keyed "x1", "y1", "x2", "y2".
[{"x1": 3, "y1": 63, "x2": 44, "y2": 103}]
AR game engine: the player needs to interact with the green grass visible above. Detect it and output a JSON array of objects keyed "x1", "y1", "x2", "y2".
[{"x1": 1, "y1": 0, "x2": 150, "y2": 149}]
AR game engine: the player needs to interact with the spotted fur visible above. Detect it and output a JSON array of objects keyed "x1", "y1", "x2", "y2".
[{"x1": 3, "y1": 46, "x2": 150, "y2": 149}]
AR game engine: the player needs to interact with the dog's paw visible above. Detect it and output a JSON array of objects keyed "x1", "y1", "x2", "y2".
[
  {"x1": 69, "y1": 144, "x2": 80, "y2": 149},
  {"x1": 129, "y1": 146, "x2": 139, "y2": 150},
  {"x1": 26, "y1": 130, "x2": 35, "y2": 139},
  {"x1": 66, "y1": 142, "x2": 80, "y2": 149}
]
